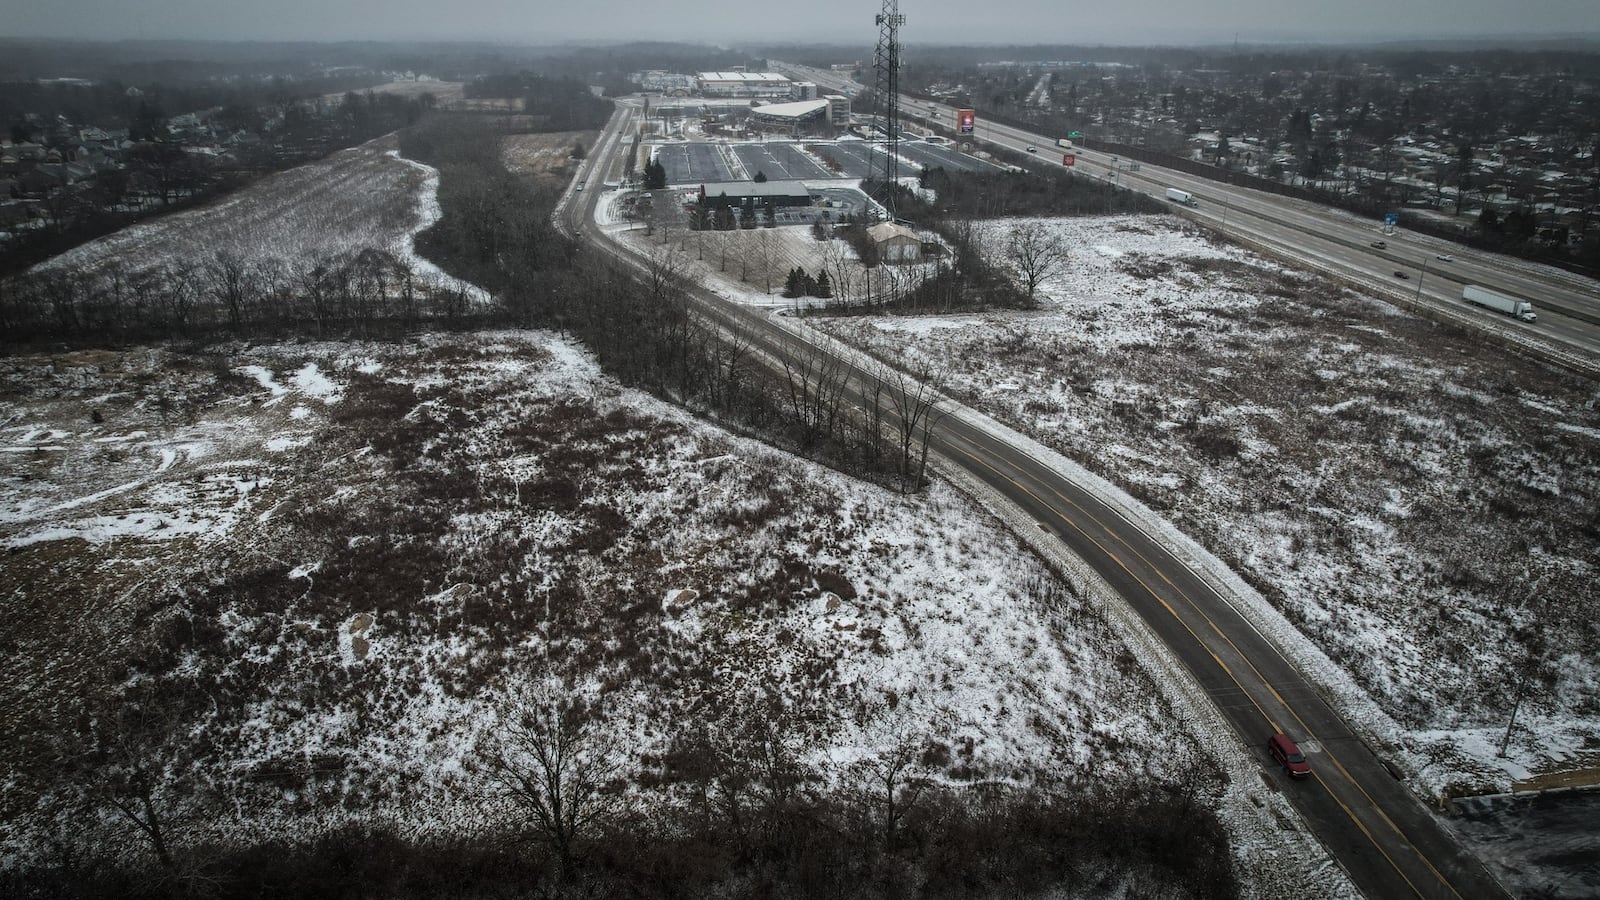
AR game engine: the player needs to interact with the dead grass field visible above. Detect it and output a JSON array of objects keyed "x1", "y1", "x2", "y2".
[
  {"x1": 813, "y1": 215, "x2": 1600, "y2": 797},
  {"x1": 365, "y1": 80, "x2": 465, "y2": 101},
  {"x1": 501, "y1": 131, "x2": 599, "y2": 188},
  {"x1": 1, "y1": 333, "x2": 1246, "y2": 895}
]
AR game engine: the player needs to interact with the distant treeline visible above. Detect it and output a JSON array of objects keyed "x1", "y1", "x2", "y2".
[
  {"x1": 462, "y1": 73, "x2": 613, "y2": 131},
  {"x1": 886, "y1": 42, "x2": 1600, "y2": 79}
]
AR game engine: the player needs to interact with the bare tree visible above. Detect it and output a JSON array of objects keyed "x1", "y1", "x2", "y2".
[
  {"x1": 475, "y1": 689, "x2": 626, "y2": 878},
  {"x1": 206, "y1": 251, "x2": 253, "y2": 333},
  {"x1": 56, "y1": 683, "x2": 215, "y2": 891},
  {"x1": 817, "y1": 237, "x2": 852, "y2": 309},
  {"x1": 781, "y1": 332, "x2": 848, "y2": 451},
  {"x1": 848, "y1": 737, "x2": 931, "y2": 849},
  {"x1": 645, "y1": 242, "x2": 686, "y2": 300},
  {"x1": 878, "y1": 361, "x2": 949, "y2": 493},
  {"x1": 1005, "y1": 222, "x2": 1069, "y2": 305}
]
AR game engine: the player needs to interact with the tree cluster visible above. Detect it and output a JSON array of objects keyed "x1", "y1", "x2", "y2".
[
  {"x1": 640, "y1": 157, "x2": 667, "y2": 190},
  {"x1": 465, "y1": 72, "x2": 612, "y2": 131},
  {"x1": 781, "y1": 266, "x2": 832, "y2": 299}
]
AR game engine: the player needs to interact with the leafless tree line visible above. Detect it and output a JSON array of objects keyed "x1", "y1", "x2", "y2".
[
  {"x1": 1, "y1": 248, "x2": 477, "y2": 344},
  {"x1": 554, "y1": 245, "x2": 944, "y2": 492},
  {"x1": 774, "y1": 326, "x2": 948, "y2": 493}
]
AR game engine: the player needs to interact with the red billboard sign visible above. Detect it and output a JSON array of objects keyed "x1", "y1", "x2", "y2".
[
  {"x1": 1062, "y1": 153, "x2": 1076, "y2": 167},
  {"x1": 957, "y1": 108, "x2": 975, "y2": 134}
]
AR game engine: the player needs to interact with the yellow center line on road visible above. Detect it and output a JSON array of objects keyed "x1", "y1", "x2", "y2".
[
  {"x1": 986, "y1": 434, "x2": 1464, "y2": 898},
  {"x1": 941, "y1": 429, "x2": 1438, "y2": 900}
]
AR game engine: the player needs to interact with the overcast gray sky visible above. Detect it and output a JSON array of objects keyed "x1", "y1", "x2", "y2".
[{"x1": 4, "y1": 0, "x2": 1597, "y2": 46}]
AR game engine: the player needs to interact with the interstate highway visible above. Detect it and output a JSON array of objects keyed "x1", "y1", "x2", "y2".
[{"x1": 775, "y1": 63, "x2": 1600, "y2": 371}]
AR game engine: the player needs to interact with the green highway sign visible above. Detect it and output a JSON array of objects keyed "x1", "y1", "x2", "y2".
[{"x1": 1068, "y1": 131, "x2": 1081, "y2": 138}]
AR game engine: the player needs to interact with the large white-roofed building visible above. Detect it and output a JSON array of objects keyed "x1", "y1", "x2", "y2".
[
  {"x1": 698, "y1": 71, "x2": 793, "y2": 99},
  {"x1": 749, "y1": 99, "x2": 831, "y2": 135}
]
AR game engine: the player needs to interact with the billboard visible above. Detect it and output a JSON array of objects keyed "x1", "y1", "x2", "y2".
[
  {"x1": 957, "y1": 108, "x2": 975, "y2": 134},
  {"x1": 1062, "y1": 153, "x2": 1076, "y2": 167}
]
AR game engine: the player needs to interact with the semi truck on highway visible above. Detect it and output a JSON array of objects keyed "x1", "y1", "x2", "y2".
[
  {"x1": 1165, "y1": 188, "x2": 1197, "y2": 206},
  {"x1": 1463, "y1": 284, "x2": 1537, "y2": 323},
  {"x1": 1057, "y1": 138, "x2": 1074, "y2": 150}
]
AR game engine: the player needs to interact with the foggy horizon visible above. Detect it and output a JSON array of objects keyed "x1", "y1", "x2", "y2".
[{"x1": 6, "y1": 0, "x2": 1599, "y2": 50}]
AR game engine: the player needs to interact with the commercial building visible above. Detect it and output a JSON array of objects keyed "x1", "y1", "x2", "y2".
[
  {"x1": 748, "y1": 99, "x2": 830, "y2": 135},
  {"x1": 695, "y1": 180, "x2": 815, "y2": 211},
  {"x1": 825, "y1": 94, "x2": 852, "y2": 127},
  {"x1": 697, "y1": 72, "x2": 793, "y2": 99}
]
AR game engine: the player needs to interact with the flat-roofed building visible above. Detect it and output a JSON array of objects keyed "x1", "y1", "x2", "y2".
[
  {"x1": 696, "y1": 180, "x2": 815, "y2": 210},
  {"x1": 698, "y1": 71, "x2": 793, "y2": 98},
  {"x1": 825, "y1": 94, "x2": 852, "y2": 126}
]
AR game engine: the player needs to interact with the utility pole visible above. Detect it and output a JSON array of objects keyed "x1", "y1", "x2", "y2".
[{"x1": 1498, "y1": 664, "x2": 1534, "y2": 758}]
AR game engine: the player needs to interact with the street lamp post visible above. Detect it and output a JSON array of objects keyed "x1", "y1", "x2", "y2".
[{"x1": 1415, "y1": 255, "x2": 1429, "y2": 301}]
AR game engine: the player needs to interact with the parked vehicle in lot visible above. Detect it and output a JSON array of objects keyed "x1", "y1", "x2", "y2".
[
  {"x1": 1165, "y1": 188, "x2": 1197, "y2": 206},
  {"x1": 1393, "y1": 270, "x2": 1409, "y2": 279},
  {"x1": 1268, "y1": 733, "x2": 1312, "y2": 778},
  {"x1": 1370, "y1": 240, "x2": 1387, "y2": 249},
  {"x1": 1436, "y1": 254, "x2": 1455, "y2": 262},
  {"x1": 1463, "y1": 284, "x2": 1537, "y2": 322}
]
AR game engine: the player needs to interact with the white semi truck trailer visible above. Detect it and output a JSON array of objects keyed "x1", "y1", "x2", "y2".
[{"x1": 1463, "y1": 285, "x2": 1537, "y2": 323}]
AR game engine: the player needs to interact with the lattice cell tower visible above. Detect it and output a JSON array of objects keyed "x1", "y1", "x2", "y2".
[{"x1": 873, "y1": 0, "x2": 905, "y2": 219}]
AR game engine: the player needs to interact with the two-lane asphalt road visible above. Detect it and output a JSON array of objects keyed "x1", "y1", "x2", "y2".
[
  {"x1": 569, "y1": 100, "x2": 1511, "y2": 898},
  {"x1": 934, "y1": 417, "x2": 1505, "y2": 898}
]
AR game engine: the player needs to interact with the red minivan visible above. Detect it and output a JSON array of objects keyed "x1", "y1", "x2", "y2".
[{"x1": 1268, "y1": 733, "x2": 1312, "y2": 779}]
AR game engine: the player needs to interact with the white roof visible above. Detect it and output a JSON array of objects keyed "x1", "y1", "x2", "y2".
[
  {"x1": 699, "y1": 72, "x2": 790, "y2": 82},
  {"x1": 868, "y1": 223, "x2": 920, "y2": 243},
  {"x1": 750, "y1": 99, "x2": 829, "y2": 119}
]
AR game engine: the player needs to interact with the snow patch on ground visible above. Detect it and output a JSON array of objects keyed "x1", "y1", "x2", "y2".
[{"x1": 807, "y1": 214, "x2": 1600, "y2": 800}]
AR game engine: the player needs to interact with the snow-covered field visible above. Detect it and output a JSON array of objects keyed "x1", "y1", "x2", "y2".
[
  {"x1": 0, "y1": 330, "x2": 1336, "y2": 894},
  {"x1": 805, "y1": 215, "x2": 1600, "y2": 798},
  {"x1": 31, "y1": 133, "x2": 484, "y2": 303}
]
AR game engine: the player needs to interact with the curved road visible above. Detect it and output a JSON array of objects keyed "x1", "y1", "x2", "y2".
[{"x1": 566, "y1": 101, "x2": 1510, "y2": 899}]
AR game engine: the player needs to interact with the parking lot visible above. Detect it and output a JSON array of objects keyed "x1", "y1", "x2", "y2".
[
  {"x1": 653, "y1": 143, "x2": 736, "y2": 184},
  {"x1": 804, "y1": 141, "x2": 879, "y2": 178},
  {"x1": 729, "y1": 143, "x2": 835, "y2": 181}
]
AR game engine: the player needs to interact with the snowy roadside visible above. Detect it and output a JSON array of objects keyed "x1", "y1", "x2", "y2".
[{"x1": 799, "y1": 215, "x2": 1599, "y2": 800}]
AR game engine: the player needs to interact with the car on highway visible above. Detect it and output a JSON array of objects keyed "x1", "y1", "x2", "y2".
[
  {"x1": 1026, "y1": 145, "x2": 1037, "y2": 153},
  {"x1": 1370, "y1": 240, "x2": 1387, "y2": 249},
  {"x1": 1393, "y1": 270, "x2": 1409, "y2": 279},
  {"x1": 1267, "y1": 733, "x2": 1312, "y2": 779},
  {"x1": 1436, "y1": 254, "x2": 1455, "y2": 262}
]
